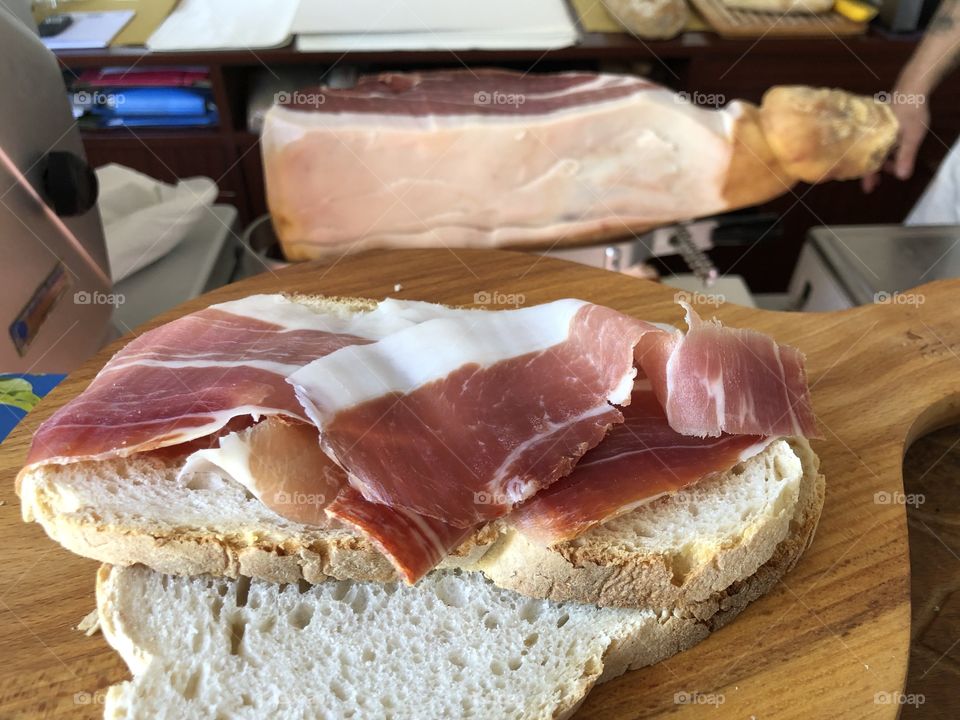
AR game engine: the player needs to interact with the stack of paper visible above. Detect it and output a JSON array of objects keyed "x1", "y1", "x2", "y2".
[
  {"x1": 293, "y1": 0, "x2": 579, "y2": 52},
  {"x1": 146, "y1": 0, "x2": 300, "y2": 51},
  {"x1": 41, "y1": 11, "x2": 134, "y2": 50}
]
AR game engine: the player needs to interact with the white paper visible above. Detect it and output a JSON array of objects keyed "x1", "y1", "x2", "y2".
[
  {"x1": 295, "y1": 28, "x2": 578, "y2": 52},
  {"x1": 96, "y1": 164, "x2": 218, "y2": 283},
  {"x1": 147, "y1": 0, "x2": 300, "y2": 51},
  {"x1": 42, "y1": 11, "x2": 134, "y2": 50},
  {"x1": 293, "y1": 0, "x2": 574, "y2": 33}
]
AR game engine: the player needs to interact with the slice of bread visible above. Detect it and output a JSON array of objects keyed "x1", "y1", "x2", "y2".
[
  {"x1": 21, "y1": 439, "x2": 820, "y2": 611},
  {"x1": 96, "y1": 446, "x2": 823, "y2": 720},
  {"x1": 93, "y1": 529, "x2": 778, "y2": 720},
  {"x1": 97, "y1": 566, "x2": 656, "y2": 720},
  {"x1": 472, "y1": 438, "x2": 821, "y2": 613}
]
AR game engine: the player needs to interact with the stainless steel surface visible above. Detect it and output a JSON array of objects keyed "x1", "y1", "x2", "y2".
[
  {"x1": 0, "y1": 11, "x2": 111, "y2": 373},
  {"x1": 808, "y1": 224, "x2": 960, "y2": 306},
  {"x1": 602, "y1": 246, "x2": 622, "y2": 272}
]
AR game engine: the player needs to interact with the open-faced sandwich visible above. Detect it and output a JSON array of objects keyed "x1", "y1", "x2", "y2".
[{"x1": 18, "y1": 294, "x2": 824, "y2": 719}]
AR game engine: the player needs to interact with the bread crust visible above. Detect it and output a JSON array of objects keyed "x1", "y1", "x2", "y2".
[
  {"x1": 597, "y1": 443, "x2": 824, "y2": 682},
  {"x1": 22, "y1": 439, "x2": 823, "y2": 613}
]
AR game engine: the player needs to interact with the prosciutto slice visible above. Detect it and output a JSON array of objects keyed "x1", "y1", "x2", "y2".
[
  {"x1": 509, "y1": 381, "x2": 771, "y2": 544},
  {"x1": 180, "y1": 417, "x2": 342, "y2": 527},
  {"x1": 24, "y1": 295, "x2": 468, "y2": 469},
  {"x1": 291, "y1": 300, "x2": 656, "y2": 527},
  {"x1": 182, "y1": 417, "x2": 477, "y2": 583},
  {"x1": 326, "y1": 489, "x2": 476, "y2": 583},
  {"x1": 653, "y1": 303, "x2": 819, "y2": 438}
]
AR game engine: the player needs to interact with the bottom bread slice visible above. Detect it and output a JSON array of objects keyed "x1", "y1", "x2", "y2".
[{"x1": 95, "y1": 456, "x2": 823, "y2": 720}]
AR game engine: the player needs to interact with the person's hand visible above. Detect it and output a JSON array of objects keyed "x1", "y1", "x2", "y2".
[{"x1": 862, "y1": 97, "x2": 930, "y2": 193}]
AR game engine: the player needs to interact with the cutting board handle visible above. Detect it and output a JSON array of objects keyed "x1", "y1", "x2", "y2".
[{"x1": 850, "y1": 278, "x2": 960, "y2": 445}]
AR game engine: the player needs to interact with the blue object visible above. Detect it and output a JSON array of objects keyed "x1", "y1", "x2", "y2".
[
  {"x1": 90, "y1": 87, "x2": 212, "y2": 117},
  {"x1": 97, "y1": 112, "x2": 219, "y2": 128},
  {"x1": 0, "y1": 373, "x2": 66, "y2": 443}
]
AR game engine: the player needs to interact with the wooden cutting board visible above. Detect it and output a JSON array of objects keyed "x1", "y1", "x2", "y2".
[{"x1": 2, "y1": 247, "x2": 953, "y2": 718}]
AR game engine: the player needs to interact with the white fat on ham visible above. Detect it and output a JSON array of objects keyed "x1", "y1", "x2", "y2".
[
  {"x1": 292, "y1": 299, "x2": 635, "y2": 419},
  {"x1": 210, "y1": 295, "x2": 467, "y2": 341}
]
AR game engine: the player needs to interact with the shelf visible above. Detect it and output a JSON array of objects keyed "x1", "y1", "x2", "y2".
[
  {"x1": 52, "y1": 30, "x2": 921, "y2": 70},
  {"x1": 79, "y1": 127, "x2": 223, "y2": 141}
]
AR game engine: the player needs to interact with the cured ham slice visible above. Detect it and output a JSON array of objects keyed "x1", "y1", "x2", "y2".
[
  {"x1": 291, "y1": 300, "x2": 657, "y2": 527},
  {"x1": 180, "y1": 418, "x2": 342, "y2": 527},
  {"x1": 182, "y1": 417, "x2": 476, "y2": 583},
  {"x1": 509, "y1": 382, "x2": 771, "y2": 544},
  {"x1": 24, "y1": 295, "x2": 464, "y2": 469},
  {"x1": 653, "y1": 303, "x2": 819, "y2": 438},
  {"x1": 327, "y1": 489, "x2": 476, "y2": 584}
]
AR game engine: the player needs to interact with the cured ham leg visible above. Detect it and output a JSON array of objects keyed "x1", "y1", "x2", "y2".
[{"x1": 263, "y1": 70, "x2": 897, "y2": 259}]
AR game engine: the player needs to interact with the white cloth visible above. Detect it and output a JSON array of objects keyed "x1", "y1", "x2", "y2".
[
  {"x1": 96, "y1": 164, "x2": 217, "y2": 283},
  {"x1": 906, "y1": 138, "x2": 960, "y2": 225}
]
